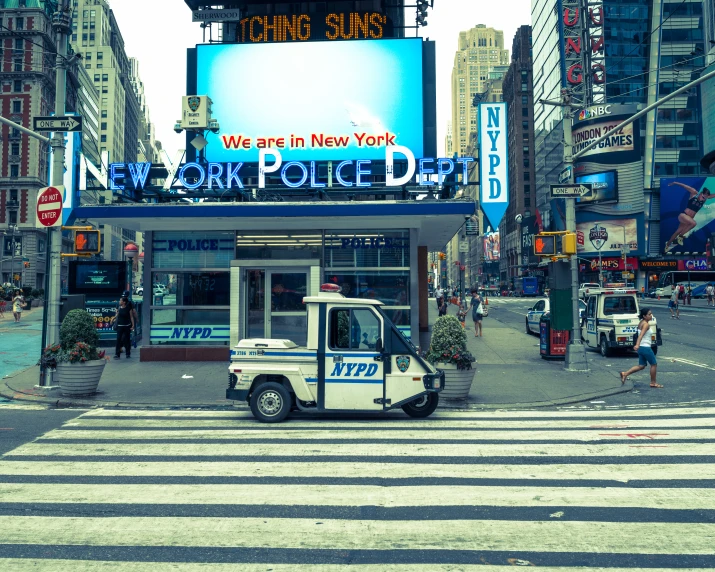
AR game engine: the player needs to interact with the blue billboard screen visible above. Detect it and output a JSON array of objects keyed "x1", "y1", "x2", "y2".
[
  {"x1": 575, "y1": 170, "x2": 618, "y2": 204},
  {"x1": 195, "y1": 39, "x2": 424, "y2": 162},
  {"x1": 661, "y1": 177, "x2": 715, "y2": 254}
]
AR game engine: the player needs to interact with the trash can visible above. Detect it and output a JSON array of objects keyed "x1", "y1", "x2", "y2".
[
  {"x1": 153, "y1": 293, "x2": 163, "y2": 306},
  {"x1": 539, "y1": 312, "x2": 570, "y2": 360}
]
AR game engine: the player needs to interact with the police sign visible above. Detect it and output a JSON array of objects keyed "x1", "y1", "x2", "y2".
[{"x1": 479, "y1": 102, "x2": 509, "y2": 230}]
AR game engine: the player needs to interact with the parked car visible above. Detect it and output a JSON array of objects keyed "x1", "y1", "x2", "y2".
[{"x1": 526, "y1": 298, "x2": 586, "y2": 335}]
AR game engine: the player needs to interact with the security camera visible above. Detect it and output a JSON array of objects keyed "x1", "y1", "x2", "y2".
[
  {"x1": 208, "y1": 119, "x2": 220, "y2": 134},
  {"x1": 174, "y1": 122, "x2": 183, "y2": 134},
  {"x1": 515, "y1": 214, "x2": 523, "y2": 223}
]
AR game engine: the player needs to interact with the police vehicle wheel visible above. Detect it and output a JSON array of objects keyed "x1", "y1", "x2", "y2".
[
  {"x1": 600, "y1": 335, "x2": 611, "y2": 357},
  {"x1": 250, "y1": 382, "x2": 291, "y2": 423},
  {"x1": 525, "y1": 318, "x2": 531, "y2": 335},
  {"x1": 401, "y1": 393, "x2": 439, "y2": 418}
]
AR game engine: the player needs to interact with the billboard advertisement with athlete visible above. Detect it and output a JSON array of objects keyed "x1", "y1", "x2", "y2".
[{"x1": 661, "y1": 177, "x2": 715, "y2": 254}]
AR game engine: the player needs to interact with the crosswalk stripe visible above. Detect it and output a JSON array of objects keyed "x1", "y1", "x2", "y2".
[
  {"x1": 61, "y1": 416, "x2": 715, "y2": 429},
  {"x1": 6, "y1": 441, "x2": 713, "y2": 458},
  {"x1": 1, "y1": 483, "x2": 713, "y2": 509},
  {"x1": 37, "y1": 427, "x2": 715, "y2": 441},
  {"x1": 77, "y1": 406, "x2": 715, "y2": 418},
  {"x1": 1, "y1": 461, "x2": 712, "y2": 481},
  {"x1": 2, "y1": 516, "x2": 713, "y2": 554}
]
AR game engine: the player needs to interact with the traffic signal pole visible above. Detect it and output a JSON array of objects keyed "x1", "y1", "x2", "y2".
[
  {"x1": 39, "y1": 1, "x2": 71, "y2": 386},
  {"x1": 541, "y1": 90, "x2": 589, "y2": 372}
]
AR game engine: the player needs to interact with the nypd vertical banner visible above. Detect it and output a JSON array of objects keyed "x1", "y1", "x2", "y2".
[{"x1": 478, "y1": 102, "x2": 509, "y2": 230}]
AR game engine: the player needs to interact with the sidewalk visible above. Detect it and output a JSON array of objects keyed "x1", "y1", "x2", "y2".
[
  {"x1": 1, "y1": 299, "x2": 630, "y2": 411},
  {"x1": 0, "y1": 304, "x2": 44, "y2": 379}
]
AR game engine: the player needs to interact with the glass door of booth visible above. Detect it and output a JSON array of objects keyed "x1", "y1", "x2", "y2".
[{"x1": 245, "y1": 269, "x2": 309, "y2": 345}]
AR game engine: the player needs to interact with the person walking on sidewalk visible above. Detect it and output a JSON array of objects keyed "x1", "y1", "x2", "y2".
[
  {"x1": 470, "y1": 289, "x2": 484, "y2": 337},
  {"x1": 620, "y1": 307, "x2": 662, "y2": 388},
  {"x1": 12, "y1": 290, "x2": 25, "y2": 323},
  {"x1": 668, "y1": 287, "x2": 680, "y2": 319},
  {"x1": 111, "y1": 296, "x2": 135, "y2": 359},
  {"x1": 706, "y1": 283, "x2": 714, "y2": 307},
  {"x1": 687, "y1": 285, "x2": 693, "y2": 306}
]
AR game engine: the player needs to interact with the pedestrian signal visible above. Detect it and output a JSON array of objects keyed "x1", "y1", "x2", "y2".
[
  {"x1": 438, "y1": 252, "x2": 446, "y2": 260},
  {"x1": 534, "y1": 235, "x2": 556, "y2": 256},
  {"x1": 74, "y1": 230, "x2": 100, "y2": 254}
]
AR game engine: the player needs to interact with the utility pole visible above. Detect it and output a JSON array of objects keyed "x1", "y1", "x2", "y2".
[{"x1": 46, "y1": 1, "x2": 72, "y2": 356}]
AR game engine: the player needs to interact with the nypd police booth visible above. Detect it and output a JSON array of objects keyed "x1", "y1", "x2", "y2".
[{"x1": 70, "y1": 37, "x2": 482, "y2": 361}]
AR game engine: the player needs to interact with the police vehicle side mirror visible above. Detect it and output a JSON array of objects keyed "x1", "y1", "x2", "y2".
[{"x1": 375, "y1": 337, "x2": 383, "y2": 353}]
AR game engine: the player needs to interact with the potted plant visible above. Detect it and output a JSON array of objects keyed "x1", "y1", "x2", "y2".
[
  {"x1": 39, "y1": 309, "x2": 107, "y2": 397},
  {"x1": 425, "y1": 314, "x2": 476, "y2": 400}
]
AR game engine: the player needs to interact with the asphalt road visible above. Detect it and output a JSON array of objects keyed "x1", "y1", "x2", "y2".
[
  {"x1": 487, "y1": 296, "x2": 715, "y2": 408},
  {"x1": 0, "y1": 403, "x2": 83, "y2": 456},
  {"x1": 0, "y1": 405, "x2": 713, "y2": 568}
]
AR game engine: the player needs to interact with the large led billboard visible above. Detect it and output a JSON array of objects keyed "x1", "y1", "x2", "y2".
[
  {"x1": 575, "y1": 170, "x2": 618, "y2": 204},
  {"x1": 194, "y1": 39, "x2": 425, "y2": 163},
  {"x1": 661, "y1": 177, "x2": 715, "y2": 254}
]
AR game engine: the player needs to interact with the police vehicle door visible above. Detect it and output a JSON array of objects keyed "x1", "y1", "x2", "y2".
[
  {"x1": 323, "y1": 306, "x2": 384, "y2": 410},
  {"x1": 585, "y1": 296, "x2": 598, "y2": 347}
]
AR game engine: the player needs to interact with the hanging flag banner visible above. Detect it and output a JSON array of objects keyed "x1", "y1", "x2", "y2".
[{"x1": 479, "y1": 102, "x2": 509, "y2": 230}]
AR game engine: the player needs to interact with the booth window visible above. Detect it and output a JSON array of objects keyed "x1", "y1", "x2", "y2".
[{"x1": 325, "y1": 230, "x2": 410, "y2": 327}]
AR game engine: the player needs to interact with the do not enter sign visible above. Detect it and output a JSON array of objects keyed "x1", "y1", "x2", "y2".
[{"x1": 36, "y1": 186, "x2": 64, "y2": 228}]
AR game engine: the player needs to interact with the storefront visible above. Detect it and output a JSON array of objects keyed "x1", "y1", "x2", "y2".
[
  {"x1": 579, "y1": 256, "x2": 639, "y2": 286},
  {"x1": 74, "y1": 200, "x2": 472, "y2": 360},
  {"x1": 639, "y1": 259, "x2": 678, "y2": 294}
]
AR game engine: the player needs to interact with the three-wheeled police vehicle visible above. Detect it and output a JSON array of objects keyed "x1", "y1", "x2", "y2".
[{"x1": 227, "y1": 284, "x2": 445, "y2": 422}]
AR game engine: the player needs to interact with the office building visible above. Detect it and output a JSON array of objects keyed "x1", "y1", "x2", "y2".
[{"x1": 500, "y1": 25, "x2": 536, "y2": 288}]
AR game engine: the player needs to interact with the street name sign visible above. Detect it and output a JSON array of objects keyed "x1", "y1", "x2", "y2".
[
  {"x1": 192, "y1": 9, "x2": 241, "y2": 22},
  {"x1": 558, "y1": 166, "x2": 572, "y2": 184},
  {"x1": 33, "y1": 115, "x2": 83, "y2": 132},
  {"x1": 36, "y1": 186, "x2": 63, "y2": 228},
  {"x1": 550, "y1": 183, "x2": 593, "y2": 198}
]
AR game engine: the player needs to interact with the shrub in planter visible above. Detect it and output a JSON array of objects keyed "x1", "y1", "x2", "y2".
[
  {"x1": 425, "y1": 314, "x2": 475, "y2": 370},
  {"x1": 39, "y1": 309, "x2": 107, "y2": 397},
  {"x1": 425, "y1": 314, "x2": 475, "y2": 400},
  {"x1": 31, "y1": 289, "x2": 40, "y2": 298}
]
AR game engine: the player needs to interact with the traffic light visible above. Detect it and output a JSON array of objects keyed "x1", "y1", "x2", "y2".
[
  {"x1": 74, "y1": 230, "x2": 101, "y2": 254},
  {"x1": 562, "y1": 233, "x2": 577, "y2": 255},
  {"x1": 438, "y1": 252, "x2": 446, "y2": 260},
  {"x1": 534, "y1": 234, "x2": 556, "y2": 256},
  {"x1": 23, "y1": 261, "x2": 30, "y2": 268}
]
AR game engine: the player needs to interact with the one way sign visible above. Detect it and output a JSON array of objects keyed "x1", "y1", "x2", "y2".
[
  {"x1": 33, "y1": 115, "x2": 83, "y2": 133},
  {"x1": 550, "y1": 183, "x2": 592, "y2": 198}
]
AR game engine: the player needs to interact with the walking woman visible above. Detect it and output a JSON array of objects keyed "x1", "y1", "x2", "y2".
[
  {"x1": 664, "y1": 181, "x2": 712, "y2": 253},
  {"x1": 12, "y1": 290, "x2": 25, "y2": 323},
  {"x1": 111, "y1": 296, "x2": 135, "y2": 359},
  {"x1": 620, "y1": 308, "x2": 662, "y2": 388},
  {"x1": 470, "y1": 289, "x2": 484, "y2": 337}
]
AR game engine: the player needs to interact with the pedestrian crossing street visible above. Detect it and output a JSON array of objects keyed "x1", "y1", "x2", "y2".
[{"x1": 1, "y1": 406, "x2": 714, "y2": 570}]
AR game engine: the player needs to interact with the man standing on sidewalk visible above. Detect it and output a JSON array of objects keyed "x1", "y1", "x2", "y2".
[
  {"x1": 706, "y1": 283, "x2": 714, "y2": 307},
  {"x1": 668, "y1": 287, "x2": 680, "y2": 319},
  {"x1": 435, "y1": 285, "x2": 444, "y2": 310}
]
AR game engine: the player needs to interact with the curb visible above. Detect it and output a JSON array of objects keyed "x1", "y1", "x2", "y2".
[{"x1": 2, "y1": 383, "x2": 632, "y2": 412}]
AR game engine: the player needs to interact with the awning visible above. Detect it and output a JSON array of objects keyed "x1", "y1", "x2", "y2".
[{"x1": 72, "y1": 200, "x2": 476, "y2": 250}]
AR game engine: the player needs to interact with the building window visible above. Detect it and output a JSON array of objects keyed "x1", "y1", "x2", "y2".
[
  {"x1": 9, "y1": 210, "x2": 18, "y2": 224},
  {"x1": 94, "y1": 74, "x2": 100, "y2": 81},
  {"x1": 72, "y1": 34, "x2": 77, "y2": 42},
  {"x1": 97, "y1": 52, "x2": 103, "y2": 60},
  {"x1": 522, "y1": 120, "x2": 528, "y2": 130},
  {"x1": 102, "y1": 74, "x2": 108, "y2": 81},
  {"x1": 12, "y1": 101, "x2": 21, "y2": 113},
  {"x1": 101, "y1": 110, "x2": 107, "y2": 118},
  {"x1": 101, "y1": 86, "x2": 108, "y2": 94},
  {"x1": 85, "y1": 63, "x2": 91, "y2": 69},
  {"x1": 15, "y1": 17, "x2": 24, "y2": 30},
  {"x1": 14, "y1": 60, "x2": 22, "y2": 72},
  {"x1": 101, "y1": 122, "x2": 107, "y2": 130},
  {"x1": 523, "y1": 146, "x2": 529, "y2": 154},
  {"x1": 524, "y1": 184, "x2": 530, "y2": 195},
  {"x1": 524, "y1": 198, "x2": 531, "y2": 207},
  {"x1": 521, "y1": 95, "x2": 528, "y2": 105},
  {"x1": 101, "y1": 135, "x2": 107, "y2": 142},
  {"x1": 523, "y1": 159, "x2": 530, "y2": 168},
  {"x1": 524, "y1": 172, "x2": 530, "y2": 182},
  {"x1": 96, "y1": 63, "x2": 102, "y2": 68},
  {"x1": 522, "y1": 107, "x2": 528, "y2": 117},
  {"x1": 11, "y1": 143, "x2": 20, "y2": 155},
  {"x1": 85, "y1": 52, "x2": 92, "y2": 60},
  {"x1": 10, "y1": 165, "x2": 19, "y2": 177},
  {"x1": 15, "y1": 38, "x2": 23, "y2": 51}
]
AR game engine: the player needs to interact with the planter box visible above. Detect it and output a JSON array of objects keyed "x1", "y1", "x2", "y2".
[
  {"x1": 55, "y1": 360, "x2": 106, "y2": 397},
  {"x1": 437, "y1": 363, "x2": 475, "y2": 400}
]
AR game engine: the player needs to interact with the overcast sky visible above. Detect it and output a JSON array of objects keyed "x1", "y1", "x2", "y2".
[{"x1": 109, "y1": 0, "x2": 532, "y2": 161}]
